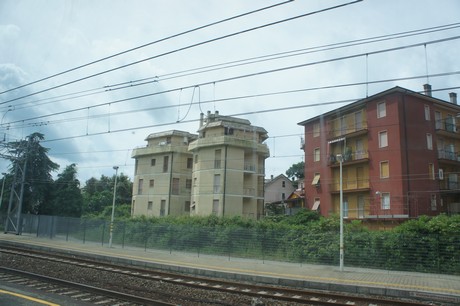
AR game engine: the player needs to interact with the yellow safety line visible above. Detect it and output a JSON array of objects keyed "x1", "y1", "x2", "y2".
[
  {"x1": 3, "y1": 238, "x2": 460, "y2": 296},
  {"x1": 0, "y1": 289, "x2": 60, "y2": 306}
]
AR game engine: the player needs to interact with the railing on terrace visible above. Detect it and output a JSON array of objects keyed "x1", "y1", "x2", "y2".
[
  {"x1": 1, "y1": 213, "x2": 458, "y2": 275},
  {"x1": 329, "y1": 178, "x2": 370, "y2": 191},
  {"x1": 438, "y1": 149, "x2": 460, "y2": 161},
  {"x1": 328, "y1": 150, "x2": 368, "y2": 165}
]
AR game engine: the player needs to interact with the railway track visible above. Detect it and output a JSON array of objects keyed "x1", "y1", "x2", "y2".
[
  {"x1": 0, "y1": 246, "x2": 437, "y2": 306},
  {"x1": 0, "y1": 267, "x2": 174, "y2": 305}
]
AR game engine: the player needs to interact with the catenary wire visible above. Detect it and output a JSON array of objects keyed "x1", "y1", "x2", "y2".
[
  {"x1": 4, "y1": 35, "x2": 460, "y2": 128},
  {"x1": 4, "y1": 21, "x2": 459, "y2": 113},
  {"x1": 0, "y1": 0, "x2": 295, "y2": 96},
  {"x1": 0, "y1": 0, "x2": 362, "y2": 105}
]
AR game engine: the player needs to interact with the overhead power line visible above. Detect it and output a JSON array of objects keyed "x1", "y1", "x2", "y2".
[
  {"x1": 7, "y1": 72, "x2": 460, "y2": 131},
  {"x1": 0, "y1": 0, "x2": 362, "y2": 105},
  {"x1": 0, "y1": 0, "x2": 294, "y2": 96},
  {"x1": 9, "y1": 21, "x2": 459, "y2": 114},
  {"x1": 5, "y1": 35, "x2": 460, "y2": 128}
]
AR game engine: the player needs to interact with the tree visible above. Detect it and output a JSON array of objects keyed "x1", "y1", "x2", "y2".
[
  {"x1": 48, "y1": 164, "x2": 83, "y2": 217},
  {"x1": 286, "y1": 161, "x2": 305, "y2": 182},
  {"x1": 7, "y1": 132, "x2": 59, "y2": 214},
  {"x1": 82, "y1": 173, "x2": 132, "y2": 217}
]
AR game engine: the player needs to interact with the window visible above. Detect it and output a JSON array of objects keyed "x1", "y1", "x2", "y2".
[
  {"x1": 281, "y1": 193, "x2": 285, "y2": 200},
  {"x1": 214, "y1": 149, "x2": 221, "y2": 168},
  {"x1": 160, "y1": 200, "x2": 166, "y2": 216},
  {"x1": 378, "y1": 131, "x2": 388, "y2": 148},
  {"x1": 435, "y1": 111, "x2": 442, "y2": 129},
  {"x1": 380, "y1": 161, "x2": 389, "y2": 178},
  {"x1": 151, "y1": 158, "x2": 156, "y2": 166},
  {"x1": 185, "y1": 201, "x2": 191, "y2": 212},
  {"x1": 430, "y1": 194, "x2": 437, "y2": 211},
  {"x1": 312, "y1": 198, "x2": 320, "y2": 211},
  {"x1": 355, "y1": 111, "x2": 363, "y2": 130},
  {"x1": 172, "y1": 178, "x2": 179, "y2": 195},
  {"x1": 381, "y1": 193, "x2": 390, "y2": 210},
  {"x1": 137, "y1": 179, "x2": 143, "y2": 195},
  {"x1": 148, "y1": 201, "x2": 153, "y2": 210},
  {"x1": 163, "y1": 156, "x2": 169, "y2": 172},
  {"x1": 224, "y1": 127, "x2": 234, "y2": 135},
  {"x1": 424, "y1": 105, "x2": 430, "y2": 121},
  {"x1": 149, "y1": 179, "x2": 154, "y2": 188},
  {"x1": 377, "y1": 102, "x2": 386, "y2": 118},
  {"x1": 186, "y1": 179, "x2": 192, "y2": 189},
  {"x1": 427, "y1": 133, "x2": 433, "y2": 150},
  {"x1": 282, "y1": 180, "x2": 286, "y2": 187},
  {"x1": 194, "y1": 154, "x2": 198, "y2": 164},
  {"x1": 429, "y1": 163, "x2": 435, "y2": 180},
  {"x1": 166, "y1": 136, "x2": 171, "y2": 144},
  {"x1": 193, "y1": 177, "x2": 197, "y2": 187},
  {"x1": 313, "y1": 122, "x2": 320, "y2": 137},
  {"x1": 311, "y1": 173, "x2": 320, "y2": 186},
  {"x1": 314, "y1": 148, "x2": 320, "y2": 162},
  {"x1": 187, "y1": 157, "x2": 193, "y2": 169},
  {"x1": 343, "y1": 197, "x2": 349, "y2": 218},
  {"x1": 213, "y1": 174, "x2": 221, "y2": 193},
  {"x1": 212, "y1": 199, "x2": 219, "y2": 215}
]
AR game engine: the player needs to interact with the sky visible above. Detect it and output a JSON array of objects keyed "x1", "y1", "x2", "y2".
[{"x1": 0, "y1": 0, "x2": 459, "y2": 184}]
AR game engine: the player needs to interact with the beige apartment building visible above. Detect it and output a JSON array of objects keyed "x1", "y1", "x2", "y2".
[
  {"x1": 132, "y1": 111, "x2": 270, "y2": 219},
  {"x1": 131, "y1": 130, "x2": 198, "y2": 217},
  {"x1": 189, "y1": 111, "x2": 270, "y2": 219}
]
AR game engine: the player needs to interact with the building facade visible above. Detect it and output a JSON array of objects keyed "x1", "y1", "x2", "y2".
[
  {"x1": 298, "y1": 86, "x2": 460, "y2": 225},
  {"x1": 132, "y1": 111, "x2": 270, "y2": 219},
  {"x1": 264, "y1": 174, "x2": 296, "y2": 205},
  {"x1": 131, "y1": 130, "x2": 198, "y2": 217},
  {"x1": 188, "y1": 111, "x2": 270, "y2": 219}
]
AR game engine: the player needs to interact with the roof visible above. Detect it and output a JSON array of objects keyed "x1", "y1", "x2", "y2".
[
  {"x1": 297, "y1": 86, "x2": 459, "y2": 126},
  {"x1": 199, "y1": 113, "x2": 268, "y2": 135},
  {"x1": 145, "y1": 130, "x2": 198, "y2": 141},
  {"x1": 265, "y1": 174, "x2": 292, "y2": 187}
]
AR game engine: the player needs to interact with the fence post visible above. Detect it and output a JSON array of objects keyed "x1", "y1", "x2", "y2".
[
  {"x1": 122, "y1": 222, "x2": 126, "y2": 249},
  {"x1": 82, "y1": 219, "x2": 86, "y2": 244},
  {"x1": 101, "y1": 221, "x2": 105, "y2": 246},
  {"x1": 66, "y1": 217, "x2": 70, "y2": 241},
  {"x1": 36, "y1": 215, "x2": 41, "y2": 237}
]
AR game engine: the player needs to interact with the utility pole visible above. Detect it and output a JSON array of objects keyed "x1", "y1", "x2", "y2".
[{"x1": 4, "y1": 137, "x2": 30, "y2": 235}]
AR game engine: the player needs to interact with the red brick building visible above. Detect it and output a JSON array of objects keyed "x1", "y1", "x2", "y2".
[{"x1": 298, "y1": 85, "x2": 460, "y2": 225}]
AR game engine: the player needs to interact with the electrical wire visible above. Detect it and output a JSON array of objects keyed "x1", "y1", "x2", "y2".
[
  {"x1": 0, "y1": 0, "x2": 362, "y2": 105},
  {"x1": 0, "y1": 0, "x2": 295, "y2": 96},
  {"x1": 4, "y1": 21, "x2": 459, "y2": 113},
  {"x1": 4, "y1": 34, "x2": 460, "y2": 128}
]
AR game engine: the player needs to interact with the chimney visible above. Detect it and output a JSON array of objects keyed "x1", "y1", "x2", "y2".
[
  {"x1": 199, "y1": 113, "x2": 204, "y2": 127},
  {"x1": 423, "y1": 84, "x2": 432, "y2": 97},
  {"x1": 449, "y1": 92, "x2": 457, "y2": 104},
  {"x1": 215, "y1": 110, "x2": 219, "y2": 116},
  {"x1": 271, "y1": 175, "x2": 274, "y2": 180}
]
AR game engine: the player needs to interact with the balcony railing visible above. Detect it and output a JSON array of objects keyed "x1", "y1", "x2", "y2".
[
  {"x1": 328, "y1": 121, "x2": 368, "y2": 138},
  {"x1": 328, "y1": 150, "x2": 369, "y2": 165},
  {"x1": 439, "y1": 175, "x2": 460, "y2": 190},
  {"x1": 438, "y1": 149, "x2": 460, "y2": 162},
  {"x1": 329, "y1": 178, "x2": 370, "y2": 192}
]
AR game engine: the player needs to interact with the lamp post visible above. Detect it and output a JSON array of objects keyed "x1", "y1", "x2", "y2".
[
  {"x1": 109, "y1": 166, "x2": 119, "y2": 248},
  {"x1": 336, "y1": 154, "x2": 344, "y2": 272}
]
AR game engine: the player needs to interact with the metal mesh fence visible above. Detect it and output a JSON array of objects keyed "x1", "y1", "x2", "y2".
[{"x1": 1, "y1": 213, "x2": 459, "y2": 275}]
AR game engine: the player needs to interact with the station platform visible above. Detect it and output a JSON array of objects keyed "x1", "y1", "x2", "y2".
[{"x1": 1, "y1": 233, "x2": 459, "y2": 305}]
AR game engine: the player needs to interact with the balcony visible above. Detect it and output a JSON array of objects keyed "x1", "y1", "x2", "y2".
[
  {"x1": 328, "y1": 150, "x2": 369, "y2": 166},
  {"x1": 435, "y1": 120, "x2": 460, "y2": 139},
  {"x1": 439, "y1": 174, "x2": 460, "y2": 191},
  {"x1": 329, "y1": 178, "x2": 370, "y2": 193},
  {"x1": 438, "y1": 149, "x2": 460, "y2": 163}
]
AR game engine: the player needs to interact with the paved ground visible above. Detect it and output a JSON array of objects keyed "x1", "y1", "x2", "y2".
[{"x1": 1, "y1": 233, "x2": 459, "y2": 305}]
